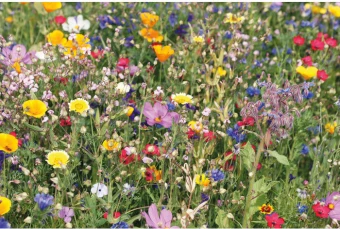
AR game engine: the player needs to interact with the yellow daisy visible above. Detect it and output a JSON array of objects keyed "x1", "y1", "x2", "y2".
[
  {"x1": 171, "y1": 93, "x2": 193, "y2": 104},
  {"x1": 102, "y1": 139, "x2": 120, "y2": 151},
  {"x1": 46, "y1": 150, "x2": 70, "y2": 168},
  {"x1": 69, "y1": 98, "x2": 89, "y2": 114},
  {"x1": 259, "y1": 204, "x2": 274, "y2": 214}
]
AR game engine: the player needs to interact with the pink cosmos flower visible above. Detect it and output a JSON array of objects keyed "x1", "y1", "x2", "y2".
[
  {"x1": 143, "y1": 102, "x2": 180, "y2": 128},
  {"x1": 1, "y1": 44, "x2": 35, "y2": 66},
  {"x1": 326, "y1": 192, "x2": 340, "y2": 220},
  {"x1": 141, "y1": 204, "x2": 179, "y2": 229},
  {"x1": 58, "y1": 206, "x2": 75, "y2": 223}
]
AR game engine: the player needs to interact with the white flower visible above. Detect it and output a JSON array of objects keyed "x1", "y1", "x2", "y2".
[
  {"x1": 91, "y1": 183, "x2": 108, "y2": 198},
  {"x1": 142, "y1": 157, "x2": 153, "y2": 164},
  {"x1": 115, "y1": 82, "x2": 130, "y2": 95},
  {"x1": 202, "y1": 107, "x2": 211, "y2": 116},
  {"x1": 62, "y1": 15, "x2": 90, "y2": 33}
]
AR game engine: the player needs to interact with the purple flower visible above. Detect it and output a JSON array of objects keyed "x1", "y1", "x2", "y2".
[
  {"x1": 34, "y1": 193, "x2": 54, "y2": 211},
  {"x1": 169, "y1": 13, "x2": 177, "y2": 27},
  {"x1": 143, "y1": 102, "x2": 180, "y2": 128},
  {"x1": 0, "y1": 218, "x2": 10, "y2": 228},
  {"x1": 325, "y1": 192, "x2": 340, "y2": 220},
  {"x1": 1, "y1": 44, "x2": 35, "y2": 66},
  {"x1": 141, "y1": 204, "x2": 179, "y2": 229},
  {"x1": 58, "y1": 206, "x2": 75, "y2": 223}
]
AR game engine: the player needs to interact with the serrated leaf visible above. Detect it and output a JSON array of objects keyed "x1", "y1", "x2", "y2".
[
  {"x1": 267, "y1": 150, "x2": 289, "y2": 165},
  {"x1": 253, "y1": 177, "x2": 279, "y2": 195},
  {"x1": 215, "y1": 209, "x2": 229, "y2": 228},
  {"x1": 240, "y1": 142, "x2": 255, "y2": 171}
]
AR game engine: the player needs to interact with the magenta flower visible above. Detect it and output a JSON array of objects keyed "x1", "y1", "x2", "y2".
[
  {"x1": 58, "y1": 206, "x2": 75, "y2": 223},
  {"x1": 325, "y1": 192, "x2": 340, "y2": 220},
  {"x1": 1, "y1": 44, "x2": 36, "y2": 66},
  {"x1": 141, "y1": 204, "x2": 179, "y2": 229},
  {"x1": 143, "y1": 102, "x2": 180, "y2": 128}
]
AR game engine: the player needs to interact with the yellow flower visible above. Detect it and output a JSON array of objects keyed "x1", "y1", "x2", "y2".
[
  {"x1": 42, "y1": 2, "x2": 62, "y2": 13},
  {"x1": 296, "y1": 66, "x2": 318, "y2": 81},
  {"x1": 153, "y1": 45, "x2": 174, "y2": 63},
  {"x1": 259, "y1": 204, "x2": 274, "y2": 214},
  {"x1": 0, "y1": 133, "x2": 18, "y2": 153},
  {"x1": 69, "y1": 98, "x2": 89, "y2": 114},
  {"x1": 63, "y1": 34, "x2": 91, "y2": 58},
  {"x1": 140, "y1": 12, "x2": 159, "y2": 28},
  {"x1": 47, "y1": 150, "x2": 69, "y2": 168},
  {"x1": 126, "y1": 106, "x2": 134, "y2": 117},
  {"x1": 193, "y1": 36, "x2": 205, "y2": 44},
  {"x1": 325, "y1": 122, "x2": 337, "y2": 134},
  {"x1": 195, "y1": 174, "x2": 210, "y2": 187},
  {"x1": 171, "y1": 93, "x2": 193, "y2": 104},
  {"x1": 311, "y1": 5, "x2": 327, "y2": 14},
  {"x1": 188, "y1": 121, "x2": 203, "y2": 133},
  {"x1": 47, "y1": 30, "x2": 66, "y2": 46},
  {"x1": 213, "y1": 67, "x2": 227, "y2": 77},
  {"x1": 12, "y1": 61, "x2": 21, "y2": 73},
  {"x1": 328, "y1": 5, "x2": 340, "y2": 17},
  {"x1": 139, "y1": 28, "x2": 163, "y2": 42},
  {"x1": 0, "y1": 196, "x2": 11, "y2": 216},
  {"x1": 224, "y1": 13, "x2": 244, "y2": 24},
  {"x1": 149, "y1": 165, "x2": 162, "y2": 181},
  {"x1": 5, "y1": 17, "x2": 13, "y2": 23},
  {"x1": 102, "y1": 139, "x2": 120, "y2": 151},
  {"x1": 23, "y1": 100, "x2": 47, "y2": 118}
]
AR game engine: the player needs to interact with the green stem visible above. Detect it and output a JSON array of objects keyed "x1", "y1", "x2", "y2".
[{"x1": 242, "y1": 138, "x2": 264, "y2": 228}]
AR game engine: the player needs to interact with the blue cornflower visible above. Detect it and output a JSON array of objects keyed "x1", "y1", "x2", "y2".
[
  {"x1": 210, "y1": 169, "x2": 225, "y2": 181},
  {"x1": 111, "y1": 222, "x2": 129, "y2": 228},
  {"x1": 285, "y1": 20, "x2": 297, "y2": 28},
  {"x1": 246, "y1": 87, "x2": 261, "y2": 97},
  {"x1": 286, "y1": 48, "x2": 292, "y2": 54},
  {"x1": 271, "y1": 48, "x2": 277, "y2": 55},
  {"x1": 297, "y1": 203, "x2": 308, "y2": 214},
  {"x1": 0, "y1": 218, "x2": 10, "y2": 228},
  {"x1": 303, "y1": 91, "x2": 314, "y2": 100},
  {"x1": 167, "y1": 102, "x2": 176, "y2": 111},
  {"x1": 224, "y1": 31, "x2": 233, "y2": 39},
  {"x1": 34, "y1": 193, "x2": 54, "y2": 211},
  {"x1": 289, "y1": 174, "x2": 296, "y2": 183},
  {"x1": 75, "y1": 2, "x2": 82, "y2": 10},
  {"x1": 227, "y1": 124, "x2": 246, "y2": 143},
  {"x1": 169, "y1": 13, "x2": 177, "y2": 27},
  {"x1": 201, "y1": 193, "x2": 210, "y2": 203},
  {"x1": 175, "y1": 24, "x2": 189, "y2": 38},
  {"x1": 301, "y1": 144, "x2": 309, "y2": 155},
  {"x1": 187, "y1": 13, "x2": 194, "y2": 22},
  {"x1": 124, "y1": 36, "x2": 134, "y2": 48}
]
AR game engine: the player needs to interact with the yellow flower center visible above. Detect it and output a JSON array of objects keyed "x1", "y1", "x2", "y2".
[
  {"x1": 12, "y1": 61, "x2": 21, "y2": 73},
  {"x1": 329, "y1": 203, "x2": 335, "y2": 210},
  {"x1": 155, "y1": 117, "x2": 162, "y2": 123},
  {"x1": 75, "y1": 103, "x2": 84, "y2": 110},
  {"x1": 74, "y1": 25, "x2": 80, "y2": 30}
]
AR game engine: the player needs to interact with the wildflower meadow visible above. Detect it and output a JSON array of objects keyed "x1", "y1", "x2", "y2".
[{"x1": 0, "y1": 2, "x2": 340, "y2": 228}]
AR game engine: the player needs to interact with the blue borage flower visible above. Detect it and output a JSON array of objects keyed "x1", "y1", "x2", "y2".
[
  {"x1": 207, "y1": 169, "x2": 225, "y2": 182},
  {"x1": 0, "y1": 218, "x2": 10, "y2": 229},
  {"x1": 246, "y1": 87, "x2": 261, "y2": 97},
  {"x1": 111, "y1": 221, "x2": 129, "y2": 228},
  {"x1": 297, "y1": 203, "x2": 308, "y2": 214},
  {"x1": 301, "y1": 144, "x2": 309, "y2": 155},
  {"x1": 227, "y1": 124, "x2": 246, "y2": 143}
]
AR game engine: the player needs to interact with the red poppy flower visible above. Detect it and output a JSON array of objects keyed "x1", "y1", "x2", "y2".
[
  {"x1": 54, "y1": 15, "x2": 66, "y2": 24},
  {"x1": 311, "y1": 39, "x2": 325, "y2": 51},
  {"x1": 187, "y1": 129, "x2": 197, "y2": 139},
  {"x1": 301, "y1": 56, "x2": 313, "y2": 66},
  {"x1": 312, "y1": 202, "x2": 331, "y2": 218},
  {"x1": 91, "y1": 50, "x2": 104, "y2": 59},
  {"x1": 317, "y1": 70, "x2": 328, "y2": 81},
  {"x1": 117, "y1": 58, "x2": 129, "y2": 68},
  {"x1": 60, "y1": 116, "x2": 72, "y2": 127},
  {"x1": 103, "y1": 211, "x2": 121, "y2": 219},
  {"x1": 237, "y1": 117, "x2": 255, "y2": 127},
  {"x1": 265, "y1": 212, "x2": 285, "y2": 228},
  {"x1": 325, "y1": 37, "x2": 338, "y2": 48},
  {"x1": 9, "y1": 132, "x2": 22, "y2": 147},
  {"x1": 203, "y1": 131, "x2": 216, "y2": 142},
  {"x1": 293, "y1": 35, "x2": 305, "y2": 46},
  {"x1": 142, "y1": 144, "x2": 160, "y2": 156},
  {"x1": 316, "y1": 32, "x2": 329, "y2": 41},
  {"x1": 119, "y1": 148, "x2": 140, "y2": 165}
]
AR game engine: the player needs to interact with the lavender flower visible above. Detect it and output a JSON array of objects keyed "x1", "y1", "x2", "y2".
[
  {"x1": 58, "y1": 207, "x2": 75, "y2": 223},
  {"x1": 209, "y1": 169, "x2": 225, "y2": 181},
  {"x1": 34, "y1": 193, "x2": 54, "y2": 210},
  {"x1": 141, "y1": 204, "x2": 179, "y2": 229},
  {"x1": 0, "y1": 218, "x2": 10, "y2": 228},
  {"x1": 1, "y1": 44, "x2": 35, "y2": 67}
]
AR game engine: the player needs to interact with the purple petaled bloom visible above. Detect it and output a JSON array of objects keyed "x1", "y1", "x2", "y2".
[
  {"x1": 325, "y1": 192, "x2": 340, "y2": 220},
  {"x1": 1, "y1": 44, "x2": 36, "y2": 66},
  {"x1": 34, "y1": 193, "x2": 54, "y2": 211},
  {"x1": 0, "y1": 218, "x2": 10, "y2": 228},
  {"x1": 58, "y1": 206, "x2": 75, "y2": 223},
  {"x1": 124, "y1": 36, "x2": 134, "y2": 48},
  {"x1": 169, "y1": 13, "x2": 177, "y2": 27},
  {"x1": 269, "y1": 2, "x2": 282, "y2": 12},
  {"x1": 143, "y1": 102, "x2": 180, "y2": 128},
  {"x1": 141, "y1": 204, "x2": 179, "y2": 229},
  {"x1": 175, "y1": 24, "x2": 189, "y2": 38}
]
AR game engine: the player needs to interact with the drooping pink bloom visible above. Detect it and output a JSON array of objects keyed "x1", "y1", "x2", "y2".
[
  {"x1": 325, "y1": 192, "x2": 340, "y2": 220},
  {"x1": 143, "y1": 102, "x2": 180, "y2": 128},
  {"x1": 141, "y1": 204, "x2": 179, "y2": 229}
]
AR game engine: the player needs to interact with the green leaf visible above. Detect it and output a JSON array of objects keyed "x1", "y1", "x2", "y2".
[
  {"x1": 249, "y1": 194, "x2": 267, "y2": 217},
  {"x1": 253, "y1": 177, "x2": 279, "y2": 195},
  {"x1": 215, "y1": 209, "x2": 230, "y2": 228},
  {"x1": 23, "y1": 122, "x2": 45, "y2": 132},
  {"x1": 267, "y1": 150, "x2": 289, "y2": 165},
  {"x1": 240, "y1": 142, "x2": 255, "y2": 171}
]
